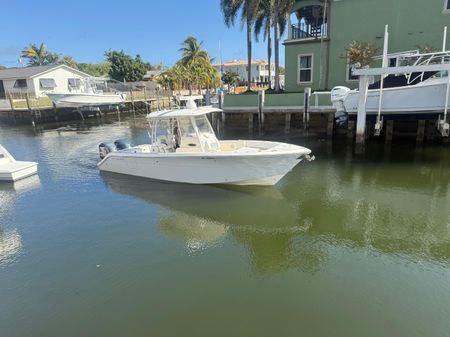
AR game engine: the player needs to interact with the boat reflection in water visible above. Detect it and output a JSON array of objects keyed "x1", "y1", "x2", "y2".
[
  {"x1": 0, "y1": 229, "x2": 22, "y2": 266},
  {"x1": 0, "y1": 176, "x2": 40, "y2": 266},
  {"x1": 101, "y1": 153, "x2": 450, "y2": 273}
]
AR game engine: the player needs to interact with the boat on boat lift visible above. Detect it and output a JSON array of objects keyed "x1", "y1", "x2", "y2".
[
  {"x1": 331, "y1": 25, "x2": 450, "y2": 137},
  {"x1": 46, "y1": 78, "x2": 126, "y2": 108},
  {"x1": 0, "y1": 145, "x2": 38, "y2": 182},
  {"x1": 97, "y1": 99, "x2": 313, "y2": 186}
]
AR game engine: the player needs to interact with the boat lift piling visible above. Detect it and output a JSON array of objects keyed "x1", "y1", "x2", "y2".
[
  {"x1": 303, "y1": 88, "x2": 311, "y2": 130},
  {"x1": 375, "y1": 25, "x2": 390, "y2": 136}
]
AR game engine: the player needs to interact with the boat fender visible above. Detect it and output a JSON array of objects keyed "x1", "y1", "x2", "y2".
[
  {"x1": 99, "y1": 143, "x2": 114, "y2": 159},
  {"x1": 114, "y1": 140, "x2": 131, "y2": 151}
]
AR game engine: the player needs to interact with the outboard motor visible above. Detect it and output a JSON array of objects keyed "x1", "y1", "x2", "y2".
[
  {"x1": 331, "y1": 86, "x2": 351, "y2": 126},
  {"x1": 114, "y1": 139, "x2": 130, "y2": 151},
  {"x1": 99, "y1": 143, "x2": 114, "y2": 159}
]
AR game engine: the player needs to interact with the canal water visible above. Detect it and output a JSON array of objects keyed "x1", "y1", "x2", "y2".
[{"x1": 1, "y1": 118, "x2": 449, "y2": 337}]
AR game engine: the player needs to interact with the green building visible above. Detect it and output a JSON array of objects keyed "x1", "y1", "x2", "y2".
[{"x1": 284, "y1": 0, "x2": 450, "y2": 92}]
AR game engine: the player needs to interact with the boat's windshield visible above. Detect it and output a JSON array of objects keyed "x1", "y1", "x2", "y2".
[
  {"x1": 177, "y1": 117, "x2": 196, "y2": 137},
  {"x1": 149, "y1": 115, "x2": 220, "y2": 152},
  {"x1": 194, "y1": 115, "x2": 215, "y2": 136}
]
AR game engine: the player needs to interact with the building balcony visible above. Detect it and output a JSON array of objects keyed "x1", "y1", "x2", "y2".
[
  {"x1": 285, "y1": 22, "x2": 329, "y2": 44},
  {"x1": 284, "y1": 4, "x2": 329, "y2": 44}
]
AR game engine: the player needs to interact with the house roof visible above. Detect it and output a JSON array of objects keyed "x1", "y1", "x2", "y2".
[
  {"x1": 0, "y1": 64, "x2": 90, "y2": 80},
  {"x1": 213, "y1": 59, "x2": 268, "y2": 67}
]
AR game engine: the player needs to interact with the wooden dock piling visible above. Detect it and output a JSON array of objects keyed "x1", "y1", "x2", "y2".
[
  {"x1": 416, "y1": 120, "x2": 426, "y2": 143},
  {"x1": 385, "y1": 120, "x2": 394, "y2": 143}
]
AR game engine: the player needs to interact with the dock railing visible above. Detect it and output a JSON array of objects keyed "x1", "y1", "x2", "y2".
[{"x1": 312, "y1": 91, "x2": 332, "y2": 108}]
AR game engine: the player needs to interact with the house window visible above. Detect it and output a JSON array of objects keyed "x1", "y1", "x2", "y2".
[
  {"x1": 39, "y1": 78, "x2": 56, "y2": 89},
  {"x1": 298, "y1": 54, "x2": 313, "y2": 83},
  {"x1": 68, "y1": 78, "x2": 82, "y2": 89},
  {"x1": 346, "y1": 64, "x2": 359, "y2": 81},
  {"x1": 445, "y1": 0, "x2": 450, "y2": 11},
  {"x1": 13, "y1": 79, "x2": 27, "y2": 88}
]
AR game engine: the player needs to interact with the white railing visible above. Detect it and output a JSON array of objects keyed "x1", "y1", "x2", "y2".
[{"x1": 312, "y1": 91, "x2": 332, "y2": 107}]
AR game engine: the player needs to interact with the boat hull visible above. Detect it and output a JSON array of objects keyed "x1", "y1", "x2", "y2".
[
  {"x1": 98, "y1": 145, "x2": 309, "y2": 186},
  {"x1": 46, "y1": 93, "x2": 124, "y2": 108},
  {"x1": 0, "y1": 162, "x2": 38, "y2": 182},
  {"x1": 341, "y1": 78, "x2": 450, "y2": 114}
]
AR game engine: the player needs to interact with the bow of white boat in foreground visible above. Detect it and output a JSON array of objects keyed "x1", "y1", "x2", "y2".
[
  {"x1": 97, "y1": 100, "x2": 313, "y2": 186},
  {"x1": 0, "y1": 145, "x2": 38, "y2": 182}
]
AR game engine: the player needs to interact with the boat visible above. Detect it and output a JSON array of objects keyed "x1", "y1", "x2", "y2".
[
  {"x1": 46, "y1": 92, "x2": 125, "y2": 108},
  {"x1": 46, "y1": 78, "x2": 126, "y2": 108},
  {"x1": 0, "y1": 145, "x2": 38, "y2": 182},
  {"x1": 97, "y1": 99, "x2": 313, "y2": 186},
  {"x1": 331, "y1": 47, "x2": 450, "y2": 124}
]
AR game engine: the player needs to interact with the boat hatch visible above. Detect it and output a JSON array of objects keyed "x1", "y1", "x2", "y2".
[{"x1": 149, "y1": 115, "x2": 220, "y2": 153}]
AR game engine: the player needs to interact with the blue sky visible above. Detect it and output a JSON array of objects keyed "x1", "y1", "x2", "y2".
[{"x1": 0, "y1": 0, "x2": 285, "y2": 68}]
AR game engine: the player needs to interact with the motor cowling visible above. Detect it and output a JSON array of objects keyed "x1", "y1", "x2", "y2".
[
  {"x1": 331, "y1": 86, "x2": 351, "y2": 126},
  {"x1": 114, "y1": 140, "x2": 130, "y2": 151},
  {"x1": 99, "y1": 143, "x2": 113, "y2": 159}
]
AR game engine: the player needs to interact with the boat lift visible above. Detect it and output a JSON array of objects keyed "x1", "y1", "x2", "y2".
[{"x1": 352, "y1": 26, "x2": 450, "y2": 145}]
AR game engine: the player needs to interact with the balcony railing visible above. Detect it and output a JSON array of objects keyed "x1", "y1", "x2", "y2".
[{"x1": 291, "y1": 22, "x2": 328, "y2": 40}]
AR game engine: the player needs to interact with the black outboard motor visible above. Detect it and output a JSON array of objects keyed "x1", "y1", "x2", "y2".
[
  {"x1": 114, "y1": 139, "x2": 130, "y2": 151},
  {"x1": 99, "y1": 143, "x2": 113, "y2": 159}
]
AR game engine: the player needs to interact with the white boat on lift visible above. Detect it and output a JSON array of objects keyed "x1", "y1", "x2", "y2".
[
  {"x1": 0, "y1": 145, "x2": 38, "y2": 182},
  {"x1": 97, "y1": 100, "x2": 313, "y2": 186},
  {"x1": 47, "y1": 92, "x2": 125, "y2": 108},
  {"x1": 46, "y1": 78, "x2": 125, "y2": 108}
]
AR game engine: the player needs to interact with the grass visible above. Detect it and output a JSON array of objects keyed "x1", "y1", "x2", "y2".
[{"x1": 13, "y1": 97, "x2": 53, "y2": 109}]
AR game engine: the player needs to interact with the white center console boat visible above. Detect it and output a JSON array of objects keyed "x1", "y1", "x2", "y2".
[{"x1": 97, "y1": 100, "x2": 313, "y2": 186}]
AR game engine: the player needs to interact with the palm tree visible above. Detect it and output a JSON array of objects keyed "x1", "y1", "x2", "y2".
[
  {"x1": 221, "y1": 0, "x2": 260, "y2": 92},
  {"x1": 179, "y1": 36, "x2": 209, "y2": 94},
  {"x1": 222, "y1": 70, "x2": 240, "y2": 93},
  {"x1": 21, "y1": 43, "x2": 59, "y2": 66},
  {"x1": 273, "y1": 0, "x2": 293, "y2": 91},
  {"x1": 254, "y1": 0, "x2": 273, "y2": 89},
  {"x1": 61, "y1": 55, "x2": 79, "y2": 69}
]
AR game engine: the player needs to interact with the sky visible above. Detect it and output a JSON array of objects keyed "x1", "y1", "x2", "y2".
[{"x1": 0, "y1": 0, "x2": 285, "y2": 68}]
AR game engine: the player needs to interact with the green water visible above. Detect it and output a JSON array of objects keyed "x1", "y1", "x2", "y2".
[{"x1": 1, "y1": 118, "x2": 449, "y2": 337}]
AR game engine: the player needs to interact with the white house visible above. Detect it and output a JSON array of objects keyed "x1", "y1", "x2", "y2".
[
  {"x1": 0, "y1": 64, "x2": 91, "y2": 98},
  {"x1": 213, "y1": 59, "x2": 275, "y2": 85}
]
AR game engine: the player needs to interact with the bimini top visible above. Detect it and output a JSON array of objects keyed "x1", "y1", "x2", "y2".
[{"x1": 147, "y1": 106, "x2": 222, "y2": 119}]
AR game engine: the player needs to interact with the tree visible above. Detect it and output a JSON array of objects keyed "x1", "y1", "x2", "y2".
[
  {"x1": 222, "y1": 70, "x2": 240, "y2": 93},
  {"x1": 254, "y1": 0, "x2": 273, "y2": 89},
  {"x1": 0, "y1": 65, "x2": 5, "y2": 70},
  {"x1": 157, "y1": 38, "x2": 219, "y2": 94},
  {"x1": 345, "y1": 41, "x2": 379, "y2": 67},
  {"x1": 179, "y1": 36, "x2": 209, "y2": 67},
  {"x1": 178, "y1": 36, "x2": 211, "y2": 94},
  {"x1": 77, "y1": 63, "x2": 111, "y2": 77},
  {"x1": 21, "y1": 43, "x2": 60, "y2": 66},
  {"x1": 61, "y1": 55, "x2": 79, "y2": 69},
  {"x1": 221, "y1": 0, "x2": 261, "y2": 92},
  {"x1": 105, "y1": 50, "x2": 147, "y2": 82},
  {"x1": 273, "y1": 0, "x2": 293, "y2": 91}
]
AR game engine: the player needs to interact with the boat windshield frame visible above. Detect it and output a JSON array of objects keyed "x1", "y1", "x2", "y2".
[{"x1": 148, "y1": 114, "x2": 220, "y2": 152}]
